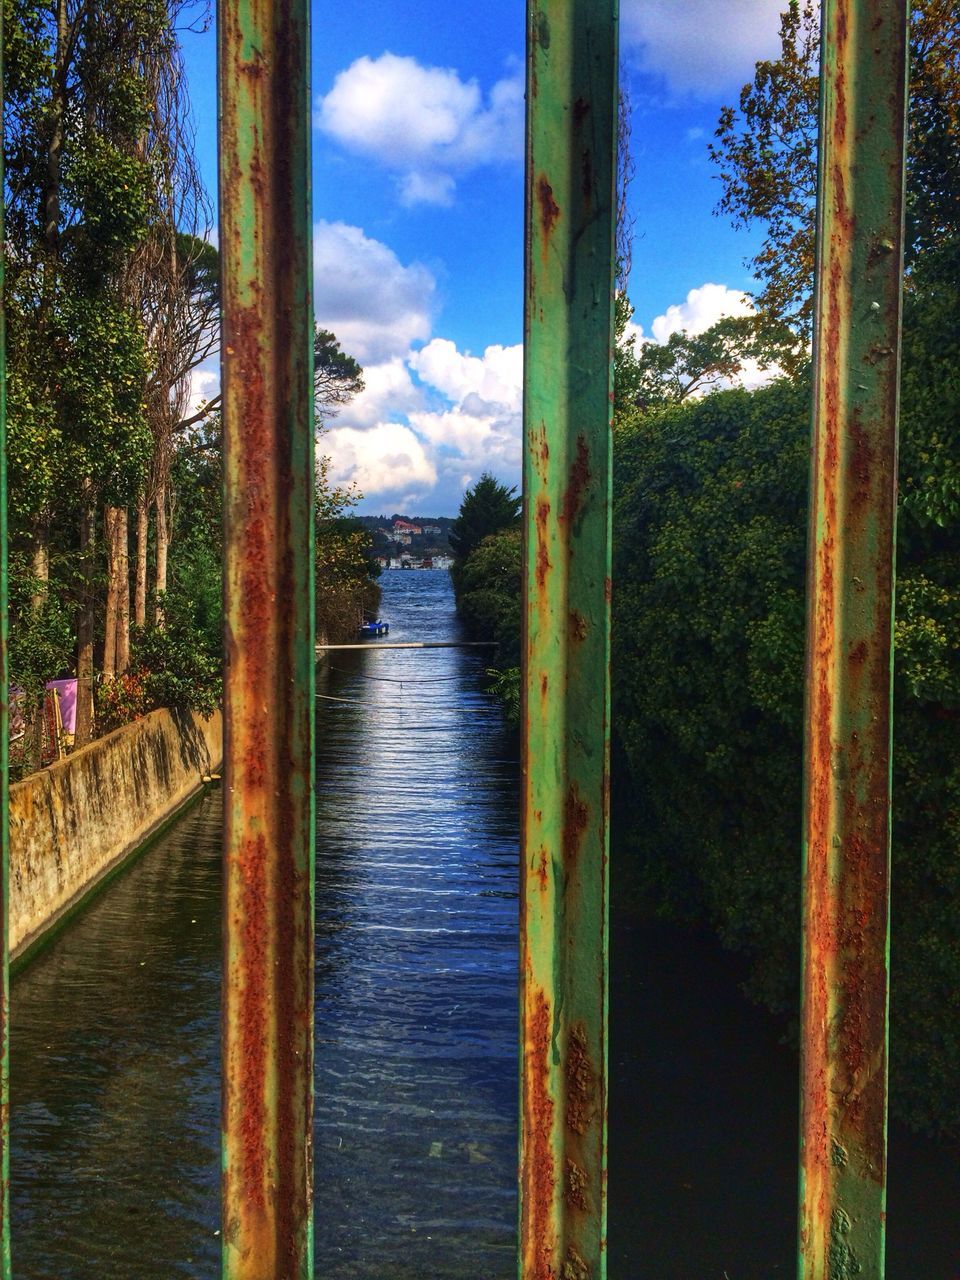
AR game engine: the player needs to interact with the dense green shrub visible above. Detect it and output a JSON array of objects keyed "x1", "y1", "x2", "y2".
[
  {"x1": 612, "y1": 359, "x2": 960, "y2": 1134},
  {"x1": 454, "y1": 527, "x2": 522, "y2": 723},
  {"x1": 129, "y1": 590, "x2": 221, "y2": 719}
]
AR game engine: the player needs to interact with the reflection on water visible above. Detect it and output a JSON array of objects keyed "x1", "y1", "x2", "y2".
[
  {"x1": 11, "y1": 570, "x2": 519, "y2": 1278},
  {"x1": 312, "y1": 572, "x2": 518, "y2": 1277},
  {"x1": 11, "y1": 568, "x2": 958, "y2": 1278}
]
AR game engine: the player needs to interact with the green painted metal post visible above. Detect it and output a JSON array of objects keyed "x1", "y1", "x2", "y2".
[
  {"x1": 799, "y1": 2, "x2": 910, "y2": 1277},
  {"x1": 520, "y1": 2, "x2": 618, "y2": 1277},
  {"x1": 218, "y1": 0, "x2": 315, "y2": 1275},
  {"x1": 0, "y1": 6, "x2": 10, "y2": 1271}
]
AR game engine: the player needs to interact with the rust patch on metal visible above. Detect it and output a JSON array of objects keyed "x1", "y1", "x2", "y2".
[
  {"x1": 537, "y1": 846, "x2": 550, "y2": 892},
  {"x1": 523, "y1": 986, "x2": 557, "y2": 1280},
  {"x1": 561, "y1": 435, "x2": 592, "y2": 529},
  {"x1": 562, "y1": 1246, "x2": 590, "y2": 1279},
  {"x1": 569, "y1": 610, "x2": 588, "y2": 643},
  {"x1": 537, "y1": 174, "x2": 561, "y2": 244},
  {"x1": 563, "y1": 784, "x2": 589, "y2": 869},
  {"x1": 566, "y1": 1022, "x2": 597, "y2": 1135},
  {"x1": 535, "y1": 496, "x2": 552, "y2": 588},
  {"x1": 565, "y1": 1159, "x2": 589, "y2": 1211}
]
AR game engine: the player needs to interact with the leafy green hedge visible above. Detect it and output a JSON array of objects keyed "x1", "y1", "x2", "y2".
[{"x1": 612, "y1": 371, "x2": 960, "y2": 1136}]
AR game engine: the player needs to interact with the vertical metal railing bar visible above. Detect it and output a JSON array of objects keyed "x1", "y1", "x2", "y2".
[
  {"x1": 218, "y1": 0, "x2": 316, "y2": 1274},
  {"x1": 520, "y1": 1, "x2": 618, "y2": 1276},
  {"x1": 0, "y1": 4, "x2": 11, "y2": 1270},
  {"x1": 798, "y1": 1, "x2": 910, "y2": 1277}
]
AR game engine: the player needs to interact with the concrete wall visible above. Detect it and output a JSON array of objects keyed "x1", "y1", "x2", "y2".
[{"x1": 9, "y1": 707, "x2": 222, "y2": 959}]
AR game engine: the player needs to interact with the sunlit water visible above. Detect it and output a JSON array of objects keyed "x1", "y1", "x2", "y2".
[
  {"x1": 9, "y1": 570, "x2": 959, "y2": 1277},
  {"x1": 11, "y1": 570, "x2": 519, "y2": 1278}
]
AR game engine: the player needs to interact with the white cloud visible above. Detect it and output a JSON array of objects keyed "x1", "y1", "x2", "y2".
[
  {"x1": 323, "y1": 422, "x2": 437, "y2": 506},
  {"x1": 186, "y1": 365, "x2": 220, "y2": 419},
  {"x1": 322, "y1": 337, "x2": 524, "y2": 512},
  {"x1": 316, "y1": 53, "x2": 523, "y2": 205},
  {"x1": 410, "y1": 338, "x2": 523, "y2": 414},
  {"x1": 646, "y1": 282, "x2": 779, "y2": 393},
  {"x1": 621, "y1": 0, "x2": 785, "y2": 95},
  {"x1": 313, "y1": 221, "x2": 436, "y2": 363},
  {"x1": 651, "y1": 281, "x2": 753, "y2": 342},
  {"x1": 335, "y1": 358, "x2": 423, "y2": 430}
]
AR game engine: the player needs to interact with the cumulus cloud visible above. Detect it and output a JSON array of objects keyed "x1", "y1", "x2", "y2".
[
  {"x1": 410, "y1": 338, "x2": 522, "y2": 414},
  {"x1": 322, "y1": 422, "x2": 437, "y2": 508},
  {"x1": 409, "y1": 338, "x2": 524, "y2": 476},
  {"x1": 316, "y1": 53, "x2": 523, "y2": 205},
  {"x1": 314, "y1": 221, "x2": 436, "y2": 363},
  {"x1": 646, "y1": 282, "x2": 779, "y2": 393},
  {"x1": 323, "y1": 337, "x2": 524, "y2": 512},
  {"x1": 650, "y1": 281, "x2": 753, "y2": 342},
  {"x1": 621, "y1": 0, "x2": 785, "y2": 95},
  {"x1": 186, "y1": 365, "x2": 220, "y2": 419},
  {"x1": 335, "y1": 358, "x2": 423, "y2": 430}
]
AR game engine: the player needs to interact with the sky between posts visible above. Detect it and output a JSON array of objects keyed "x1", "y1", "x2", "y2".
[{"x1": 181, "y1": 0, "x2": 787, "y2": 515}]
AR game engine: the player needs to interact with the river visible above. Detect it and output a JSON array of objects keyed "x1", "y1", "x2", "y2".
[{"x1": 10, "y1": 569, "x2": 959, "y2": 1277}]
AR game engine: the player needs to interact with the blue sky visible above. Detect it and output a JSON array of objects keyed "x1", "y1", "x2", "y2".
[{"x1": 181, "y1": 0, "x2": 787, "y2": 514}]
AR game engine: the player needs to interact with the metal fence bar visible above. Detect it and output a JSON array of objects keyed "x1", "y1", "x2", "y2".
[
  {"x1": 0, "y1": 10, "x2": 10, "y2": 1271},
  {"x1": 798, "y1": 2, "x2": 910, "y2": 1276},
  {"x1": 218, "y1": 0, "x2": 315, "y2": 1273},
  {"x1": 520, "y1": 1, "x2": 618, "y2": 1276}
]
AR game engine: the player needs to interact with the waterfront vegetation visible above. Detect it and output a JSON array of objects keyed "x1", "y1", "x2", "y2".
[
  {"x1": 4, "y1": 0, "x2": 377, "y2": 773},
  {"x1": 452, "y1": 1, "x2": 960, "y2": 1135}
]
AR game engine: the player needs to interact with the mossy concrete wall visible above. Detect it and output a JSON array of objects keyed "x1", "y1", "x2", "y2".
[{"x1": 9, "y1": 707, "x2": 222, "y2": 960}]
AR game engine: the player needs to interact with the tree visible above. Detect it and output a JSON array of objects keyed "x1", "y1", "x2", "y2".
[
  {"x1": 615, "y1": 311, "x2": 789, "y2": 412},
  {"x1": 4, "y1": 0, "x2": 171, "y2": 742},
  {"x1": 709, "y1": 0, "x2": 960, "y2": 343},
  {"x1": 612, "y1": 371, "x2": 960, "y2": 1134},
  {"x1": 449, "y1": 473, "x2": 522, "y2": 573},
  {"x1": 314, "y1": 328, "x2": 364, "y2": 421}
]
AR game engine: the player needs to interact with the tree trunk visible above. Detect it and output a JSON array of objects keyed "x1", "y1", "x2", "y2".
[
  {"x1": 75, "y1": 496, "x2": 96, "y2": 747},
  {"x1": 115, "y1": 506, "x2": 131, "y2": 674},
  {"x1": 30, "y1": 516, "x2": 50, "y2": 605},
  {"x1": 154, "y1": 482, "x2": 169, "y2": 623},
  {"x1": 28, "y1": 516, "x2": 52, "y2": 766},
  {"x1": 103, "y1": 506, "x2": 120, "y2": 680},
  {"x1": 134, "y1": 492, "x2": 149, "y2": 627}
]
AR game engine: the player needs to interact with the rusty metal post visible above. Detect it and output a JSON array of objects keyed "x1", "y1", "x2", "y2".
[
  {"x1": 0, "y1": 11, "x2": 10, "y2": 1272},
  {"x1": 520, "y1": 1, "x2": 618, "y2": 1276},
  {"x1": 799, "y1": 2, "x2": 910, "y2": 1276},
  {"x1": 218, "y1": 0, "x2": 315, "y2": 1274}
]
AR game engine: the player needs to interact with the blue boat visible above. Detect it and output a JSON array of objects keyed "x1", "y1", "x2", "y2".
[{"x1": 358, "y1": 619, "x2": 389, "y2": 637}]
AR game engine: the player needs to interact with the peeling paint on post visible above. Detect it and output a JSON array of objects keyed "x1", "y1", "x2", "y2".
[
  {"x1": 799, "y1": 3, "x2": 909, "y2": 1277},
  {"x1": 218, "y1": 0, "x2": 315, "y2": 1275},
  {"x1": 521, "y1": 2, "x2": 617, "y2": 1276},
  {"x1": 0, "y1": 11, "x2": 11, "y2": 1272}
]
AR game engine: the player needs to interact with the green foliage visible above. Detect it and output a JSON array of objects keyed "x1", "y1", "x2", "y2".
[
  {"x1": 449, "y1": 473, "x2": 522, "y2": 575},
  {"x1": 97, "y1": 671, "x2": 150, "y2": 733},
  {"x1": 615, "y1": 297, "x2": 790, "y2": 412},
  {"x1": 8, "y1": 555, "x2": 74, "y2": 703},
  {"x1": 454, "y1": 527, "x2": 522, "y2": 723},
  {"x1": 709, "y1": 0, "x2": 960, "y2": 343},
  {"x1": 612, "y1": 351, "x2": 960, "y2": 1133},
  {"x1": 899, "y1": 236, "x2": 960, "y2": 527},
  {"x1": 130, "y1": 591, "x2": 222, "y2": 719},
  {"x1": 314, "y1": 327, "x2": 365, "y2": 419},
  {"x1": 316, "y1": 514, "x2": 382, "y2": 644}
]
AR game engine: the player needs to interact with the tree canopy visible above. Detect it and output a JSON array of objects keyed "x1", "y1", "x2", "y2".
[
  {"x1": 449, "y1": 473, "x2": 522, "y2": 568},
  {"x1": 709, "y1": 0, "x2": 960, "y2": 342}
]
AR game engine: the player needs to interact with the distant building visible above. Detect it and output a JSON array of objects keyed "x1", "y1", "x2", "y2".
[
  {"x1": 421, "y1": 524, "x2": 441, "y2": 536},
  {"x1": 393, "y1": 519, "x2": 422, "y2": 535}
]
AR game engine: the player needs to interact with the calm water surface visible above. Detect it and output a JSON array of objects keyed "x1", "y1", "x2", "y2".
[
  {"x1": 11, "y1": 571, "x2": 519, "y2": 1278},
  {"x1": 10, "y1": 570, "x2": 960, "y2": 1277}
]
